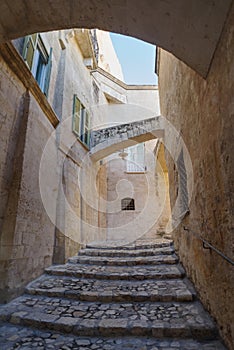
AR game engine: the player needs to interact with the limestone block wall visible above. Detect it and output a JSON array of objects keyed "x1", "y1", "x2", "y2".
[
  {"x1": 0, "y1": 56, "x2": 57, "y2": 302},
  {"x1": 158, "y1": 5, "x2": 234, "y2": 348},
  {"x1": 0, "y1": 59, "x2": 28, "y2": 302}
]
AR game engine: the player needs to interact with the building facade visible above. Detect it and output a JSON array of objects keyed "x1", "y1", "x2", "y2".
[{"x1": 0, "y1": 28, "x2": 159, "y2": 302}]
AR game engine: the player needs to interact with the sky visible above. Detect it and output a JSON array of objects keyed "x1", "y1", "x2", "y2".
[{"x1": 110, "y1": 32, "x2": 158, "y2": 85}]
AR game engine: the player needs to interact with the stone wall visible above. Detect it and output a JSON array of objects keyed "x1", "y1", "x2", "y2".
[
  {"x1": 158, "y1": 5, "x2": 234, "y2": 348},
  {"x1": 0, "y1": 56, "x2": 57, "y2": 301},
  {"x1": 0, "y1": 30, "x2": 109, "y2": 302},
  {"x1": 0, "y1": 59, "x2": 28, "y2": 302},
  {"x1": 106, "y1": 140, "x2": 171, "y2": 243},
  {"x1": 53, "y1": 148, "x2": 107, "y2": 264}
]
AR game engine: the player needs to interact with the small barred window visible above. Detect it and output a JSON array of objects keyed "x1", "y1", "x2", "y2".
[{"x1": 121, "y1": 198, "x2": 135, "y2": 211}]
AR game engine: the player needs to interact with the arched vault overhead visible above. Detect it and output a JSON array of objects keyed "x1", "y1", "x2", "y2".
[{"x1": 0, "y1": 0, "x2": 232, "y2": 77}]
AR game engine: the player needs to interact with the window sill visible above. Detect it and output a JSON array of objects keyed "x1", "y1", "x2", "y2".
[
  {"x1": 124, "y1": 171, "x2": 147, "y2": 174},
  {"x1": 72, "y1": 131, "x2": 90, "y2": 151}
]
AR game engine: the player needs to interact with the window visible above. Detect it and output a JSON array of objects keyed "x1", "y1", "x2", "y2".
[
  {"x1": 23, "y1": 34, "x2": 52, "y2": 97},
  {"x1": 126, "y1": 143, "x2": 145, "y2": 172},
  {"x1": 73, "y1": 95, "x2": 90, "y2": 147},
  {"x1": 121, "y1": 198, "x2": 135, "y2": 211}
]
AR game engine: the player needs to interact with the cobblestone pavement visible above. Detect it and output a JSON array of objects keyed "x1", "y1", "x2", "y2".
[
  {"x1": 86, "y1": 239, "x2": 172, "y2": 250},
  {"x1": 78, "y1": 246, "x2": 174, "y2": 257},
  {"x1": 0, "y1": 239, "x2": 227, "y2": 349},
  {"x1": 25, "y1": 275, "x2": 196, "y2": 302},
  {"x1": 0, "y1": 324, "x2": 226, "y2": 350},
  {"x1": 69, "y1": 254, "x2": 178, "y2": 266},
  {"x1": 45, "y1": 263, "x2": 185, "y2": 280}
]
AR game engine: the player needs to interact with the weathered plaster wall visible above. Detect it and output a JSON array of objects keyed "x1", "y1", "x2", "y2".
[
  {"x1": 106, "y1": 140, "x2": 171, "y2": 243},
  {"x1": 158, "y1": 5, "x2": 234, "y2": 348},
  {"x1": 96, "y1": 30, "x2": 123, "y2": 81},
  {"x1": 0, "y1": 57, "x2": 57, "y2": 301},
  {"x1": 0, "y1": 60, "x2": 25, "y2": 243},
  {"x1": 0, "y1": 59, "x2": 28, "y2": 302},
  {"x1": 91, "y1": 69, "x2": 159, "y2": 129},
  {"x1": 50, "y1": 32, "x2": 109, "y2": 262},
  {"x1": 0, "y1": 30, "x2": 109, "y2": 301}
]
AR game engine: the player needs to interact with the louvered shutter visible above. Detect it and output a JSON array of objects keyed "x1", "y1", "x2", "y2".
[
  {"x1": 22, "y1": 34, "x2": 37, "y2": 70},
  {"x1": 73, "y1": 95, "x2": 81, "y2": 136},
  {"x1": 43, "y1": 48, "x2": 52, "y2": 97}
]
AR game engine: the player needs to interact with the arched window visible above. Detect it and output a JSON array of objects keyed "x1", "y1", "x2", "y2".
[{"x1": 121, "y1": 198, "x2": 135, "y2": 211}]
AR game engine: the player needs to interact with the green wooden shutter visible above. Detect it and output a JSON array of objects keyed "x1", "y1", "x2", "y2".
[
  {"x1": 73, "y1": 95, "x2": 81, "y2": 136},
  {"x1": 22, "y1": 34, "x2": 37, "y2": 70},
  {"x1": 44, "y1": 47, "x2": 52, "y2": 97},
  {"x1": 85, "y1": 111, "x2": 90, "y2": 147}
]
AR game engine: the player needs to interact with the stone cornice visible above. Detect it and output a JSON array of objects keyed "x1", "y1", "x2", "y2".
[
  {"x1": 91, "y1": 67, "x2": 158, "y2": 91},
  {"x1": 0, "y1": 42, "x2": 59, "y2": 128}
]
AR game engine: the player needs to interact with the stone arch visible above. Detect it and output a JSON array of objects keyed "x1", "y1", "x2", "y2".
[
  {"x1": 90, "y1": 116, "x2": 164, "y2": 161},
  {"x1": 0, "y1": 0, "x2": 231, "y2": 77}
]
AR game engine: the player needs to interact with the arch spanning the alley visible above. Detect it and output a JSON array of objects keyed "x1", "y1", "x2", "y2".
[
  {"x1": 90, "y1": 116, "x2": 164, "y2": 161},
  {"x1": 0, "y1": 0, "x2": 231, "y2": 77}
]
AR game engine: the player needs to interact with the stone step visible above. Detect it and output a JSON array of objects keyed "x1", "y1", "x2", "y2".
[
  {"x1": 25, "y1": 275, "x2": 196, "y2": 302},
  {"x1": 46, "y1": 263, "x2": 186, "y2": 280},
  {"x1": 0, "y1": 296, "x2": 218, "y2": 340},
  {"x1": 79, "y1": 245, "x2": 174, "y2": 257},
  {"x1": 86, "y1": 239, "x2": 173, "y2": 250},
  {"x1": 0, "y1": 323, "x2": 227, "y2": 350},
  {"x1": 69, "y1": 254, "x2": 179, "y2": 266}
]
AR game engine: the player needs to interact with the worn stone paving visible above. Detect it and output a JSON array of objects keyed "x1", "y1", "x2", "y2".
[
  {"x1": 69, "y1": 254, "x2": 178, "y2": 266},
  {"x1": 86, "y1": 239, "x2": 172, "y2": 250},
  {"x1": 0, "y1": 239, "x2": 227, "y2": 349},
  {"x1": 45, "y1": 263, "x2": 185, "y2": 280},
  {"x1": 78, "y1": 246, "x2": 174, "y2": 257},
  {"x1": 26, "y1": 275, "x2": 195, "y2": 302},
  {"x1": 0, "y1": 296, "x2": 216, "y2": 336},
  {"x1": 0, "y1": 323, "x2": 227, "y2": 350}
]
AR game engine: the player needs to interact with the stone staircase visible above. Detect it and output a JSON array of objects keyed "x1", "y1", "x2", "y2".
[{"x1": 0, "y1": 239, "x2": 227, "y2": 349}]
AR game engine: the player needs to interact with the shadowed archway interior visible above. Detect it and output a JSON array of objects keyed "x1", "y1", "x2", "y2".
[{"x1": 0, "y1": 0, "x2": 232, "y2": 77}]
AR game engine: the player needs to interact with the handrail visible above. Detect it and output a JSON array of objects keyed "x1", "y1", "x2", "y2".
[{"x1": 183, "y1": 226, "x2": 234, "y2": 266}]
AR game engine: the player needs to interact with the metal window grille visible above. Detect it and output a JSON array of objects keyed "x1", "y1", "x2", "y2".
[{"x1": 121, "y1": 198, "x2": 135, "y2": 211}]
